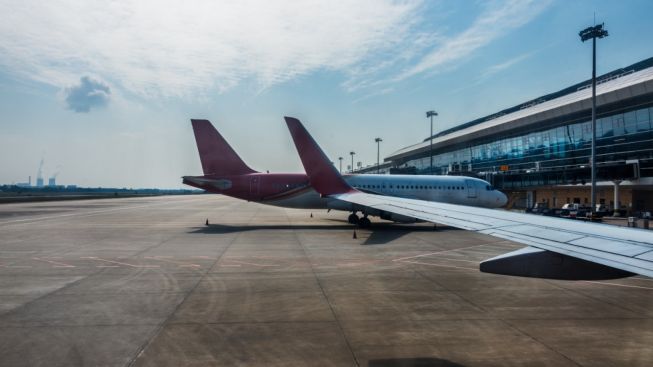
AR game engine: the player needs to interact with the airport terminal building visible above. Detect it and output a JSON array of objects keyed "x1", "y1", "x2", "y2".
[{"x1": 365, "y1": 57, "x2": 653, "y2": 213}]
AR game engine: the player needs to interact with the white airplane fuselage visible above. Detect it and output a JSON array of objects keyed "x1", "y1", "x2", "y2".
[{"x1": 263, "y1": 174, "x2": 507, "y2": 210}]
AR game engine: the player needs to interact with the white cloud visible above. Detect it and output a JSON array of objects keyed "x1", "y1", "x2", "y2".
[
  {"x1": 480, "y1": 50, "x2": 537, "y2": 80},
  {"x1": 393, "y1": 0, "x2": 551, "y2": 82},
  {"x1": 0, "y1": 0, "x2": 552, "y2": 100},
  {"x1": 0, "y1": 0, "x2": 421, "y2": 97}
]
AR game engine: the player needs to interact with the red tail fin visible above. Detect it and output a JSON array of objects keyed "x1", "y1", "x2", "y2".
[
  {"x1": 191, "y1": 119, "x2": 257, "y2": 176},
  {"x1": 284, "y1": 116, "x2": 354, "y2": 196}
]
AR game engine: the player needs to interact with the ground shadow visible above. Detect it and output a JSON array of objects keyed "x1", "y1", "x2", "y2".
[
  {"x1": 189, "y1": 221, "x2": 462, "y2": 247},
  {"x1": 189, "y1": 223, "x2": 355, "y2": 234},
  {"x1": 362, "y1": 225, "x2": 437, "y2": 245},
  {"x1": 368, "y1": 358, "x2": 466, "y2": 367}
]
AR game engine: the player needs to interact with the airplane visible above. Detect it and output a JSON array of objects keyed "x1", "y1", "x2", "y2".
[
  {"x1": 183, "y1": 119, "x2": 507, "y2": 228},
  {"x1": 284, "y1": 116, "x2": 653, "y2": 280}
]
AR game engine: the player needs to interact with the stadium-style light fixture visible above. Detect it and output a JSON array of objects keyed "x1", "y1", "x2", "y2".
[
  {"x1": 426, "y1": 110, "x2": 438, "y2": 175},
  {"x1": 350, "y1": 151, "x2": 355, "y2": 173},
  {"x1": 375, "y1": 137, "x2": 383, "y2": 174},
  {"x1": 579, "y1": 23, "x2": 608, "y2": 216}
]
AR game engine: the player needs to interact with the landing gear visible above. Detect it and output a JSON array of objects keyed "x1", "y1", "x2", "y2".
[
  {"x1": 358, "y1": 216, "x2": 371, "y2": 228},
  {"x1": 347, "y1": 213, "x2": 360, "y2": 224},
  {"x1": 348, "y1": 212, "x2": 371, "y2": 228}
]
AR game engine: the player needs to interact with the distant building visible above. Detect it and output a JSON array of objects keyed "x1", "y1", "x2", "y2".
[
  {"x1": 48, "y1": 177, "x2": 56, "y2": 186},
  {"x1": 36, "y1": 177, "x2": 44, "y2": 187},
  {"x1": 16, "y1": 175, "x2": 31, "y2": 187}
]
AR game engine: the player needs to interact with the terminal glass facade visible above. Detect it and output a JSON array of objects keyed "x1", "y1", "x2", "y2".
[{"x1": 404, "y1": 106, "x2": 653, "y2": 182}]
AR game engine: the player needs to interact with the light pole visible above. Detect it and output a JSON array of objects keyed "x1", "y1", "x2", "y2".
[
  {"x1": 426, "y1": 110, "x2": 438, "y2": 175},
  {"x1": 579, "y1": 23, "x2": 608, "y2": 215},
  {"x1": 350, "y1": 151, "x2": 355, "y2": 173},
  {"x1": 375, "y1": 138, "x2": 382, "y2": 174},
  {"x1": 338, "y1": 157, "x2": 343, "y2": 173}
]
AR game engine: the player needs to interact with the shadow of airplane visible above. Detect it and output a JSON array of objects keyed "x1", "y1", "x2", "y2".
[
  {"x1": 368, "y1": 358, "x2": 466, "y2": 367},
  {"x1": 189, "y1": 223, "x2": 354, "y2": 234},
  {"x1": 188, "y1": 220, "x2": 460, "y2": 246}
]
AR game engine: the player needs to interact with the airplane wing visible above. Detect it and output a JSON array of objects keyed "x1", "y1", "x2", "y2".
[{"x1": 284, "y1": 116, "x2": 653, "y2": 280}]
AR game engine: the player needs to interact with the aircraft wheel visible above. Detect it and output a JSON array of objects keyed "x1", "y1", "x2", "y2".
[
  {"x1": 358, "y1": 217, "x2": 371, "y2": 228},
  {"x1": 348, "y1": 213, "x2": 360, "y2": 224}
]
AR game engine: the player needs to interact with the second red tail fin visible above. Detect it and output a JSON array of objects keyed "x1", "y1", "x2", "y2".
[
  {"x1": 284, "y1": 116, "x2": 354, "y2": 196},
  {"x1": 191, "y1": 119, "x2": 257, "y2": 176}
]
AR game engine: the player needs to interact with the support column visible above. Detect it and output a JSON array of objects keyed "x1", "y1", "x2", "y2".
[{"x1": 613, "y1": 181, "x2": 621, "y2": 217}]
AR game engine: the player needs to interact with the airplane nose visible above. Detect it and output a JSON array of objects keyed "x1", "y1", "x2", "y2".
[{"x1": 498, "y1": 192, "x2": 508, "y2": 207}]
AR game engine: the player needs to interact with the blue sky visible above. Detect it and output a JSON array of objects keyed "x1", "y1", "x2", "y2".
[{"x1": 1, "y1": 0, "x2": 652, "y2": 188}]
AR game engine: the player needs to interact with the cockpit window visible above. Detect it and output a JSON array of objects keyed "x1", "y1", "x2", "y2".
[{"x1": 486, "y1": 185, "x2": 494, "y2": 191}]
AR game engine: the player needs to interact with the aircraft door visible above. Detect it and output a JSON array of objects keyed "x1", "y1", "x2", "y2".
[
  {"x1": 250, "y1": 176, "x2": 260, "y2": 199},
  {"x1": 466, "y1": 180, "x2": 477, "y2": 198}
]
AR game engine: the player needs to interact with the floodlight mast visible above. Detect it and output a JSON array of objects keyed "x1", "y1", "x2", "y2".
[
  {"x1": 579, "y1": 23, "x2": 608, "y2": 216},
  {"x1": 375, "y1": 137, "x2": 383, "y2": 174},
  {"x1": 350, "y1": 151, "x2": 355, "y2": 173},
  {"x1": 426, "y1": 111, "x2": 438, "y2": 175}
]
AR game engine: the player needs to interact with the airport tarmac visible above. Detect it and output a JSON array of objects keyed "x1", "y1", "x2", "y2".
[{"x1": 0, "y1": 195, "x2": 652, "y2": 367}]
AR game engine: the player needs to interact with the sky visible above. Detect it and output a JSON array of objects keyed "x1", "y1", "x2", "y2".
[{"x1": 1, "y1": 0, "x2": 652, "y2": 188}]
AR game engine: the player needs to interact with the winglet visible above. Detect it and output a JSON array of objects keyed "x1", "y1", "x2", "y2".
[{"x1": 284, "y1": 117, "x2": 354, "y2": 196}]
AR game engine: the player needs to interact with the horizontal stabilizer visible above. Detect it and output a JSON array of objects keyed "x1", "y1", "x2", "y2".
[{"x1": 480, "y1": 246, "x2": 633, "y2": 280}]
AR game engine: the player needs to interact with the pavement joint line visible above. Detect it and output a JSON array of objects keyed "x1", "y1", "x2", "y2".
[
  {"x1": 416, "y1": 257, "x2": 480, "y2": 264},
  {"x1": 221, "y1": 259, "x2": 279, "y2": 267},
  {"x1": 0, "y1": 198, "x2": 206, "y2": 226},
  {"x1": 632, "y1": 276, "x2": 653, "y2": 282},
  {"x1": 499, "y1": 318, "x2": 584, "y2": 367},
  {"x1": 126, "y1": 204, "x2": 260, "y2": 367},
  {"x1": 399, "y1": 260, "x2": 476, "y2": 271},
  {"x1": 549, "y1": 281, "x2": 651, "y2": 317},
  {"x1": 32, "y1": 257, "x2": 75, "y2": 268},
  {"x1": 582, "y1": 281, "x2": 653, "y2": 290},
  {"x1": 391, "y1": 243, "x2": 493, "y2": 262},
  {"x1": 80, "y1": 257, "x2": 159, "y2": 268},
  {"x1": 287, "y1": 210, "x2": 361, "y2": 367},
  {"x1": 144, "y1": 256, "x2": 201, "y2": 267}
]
